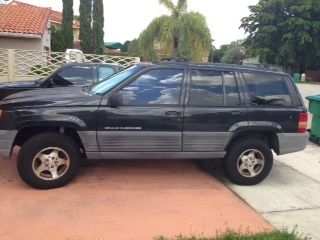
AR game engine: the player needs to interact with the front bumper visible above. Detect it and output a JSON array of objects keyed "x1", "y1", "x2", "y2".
[
  {"x1": 277, "y1": 132, "x2": 309, "y2": 155},
  {"x1": 0, "y1": 130, "x2": 17, "y2": 158}
]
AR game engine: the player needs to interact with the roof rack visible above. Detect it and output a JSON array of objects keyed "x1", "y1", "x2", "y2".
[{"x1": 160, "y1": 57, "x2": 189, "y2": 62}]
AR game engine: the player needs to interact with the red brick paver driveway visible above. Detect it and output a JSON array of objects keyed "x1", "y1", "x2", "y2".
[{"x1": 0, "y1": 151, "x2": 273, "y2": 240}]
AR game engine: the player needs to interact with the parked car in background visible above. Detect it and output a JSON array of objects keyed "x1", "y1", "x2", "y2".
[
  {"x1": 0, "y1": 62, "x2": 119, "y2": 100},
  {"x1": 0, "y1": 60, "x2": 309, "y2": 189},
  {"x1": 65, "y1": 49, "x2": 86, "y2": 63}
]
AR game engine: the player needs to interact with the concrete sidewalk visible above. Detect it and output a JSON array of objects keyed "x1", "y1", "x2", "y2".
[{"x1": 221, "y1": 143, "x2": 320, "y2": 240}]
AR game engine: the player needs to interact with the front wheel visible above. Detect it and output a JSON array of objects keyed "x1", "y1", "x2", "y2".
[
  {"x1": 223, "y1": 138, "x2": 273, "y2": 185},
  {"x1": 17, "y1": 132, "x2": 81, "y2": 189}
]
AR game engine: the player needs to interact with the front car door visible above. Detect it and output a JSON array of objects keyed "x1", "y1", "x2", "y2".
[
  {"x1": 182, "y1": 67, "x2": 247, "y2": 155},
  {"x1": 97, "y1": 66, "x2": 186, "y2": 154}
]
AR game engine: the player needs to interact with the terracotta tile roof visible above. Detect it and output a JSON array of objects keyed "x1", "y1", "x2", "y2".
[
  {"x1": 50, "y1": 9, "x2": 80, "y2": 29},
  {"x1": 0, "y1": 1, "x2": 50, "y2": 36}
]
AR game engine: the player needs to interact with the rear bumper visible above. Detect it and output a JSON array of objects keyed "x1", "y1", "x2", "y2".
[
  {"x1": 0, "y1": 130, "x2": 17, "y2": 158},
  {"x1": 277, "y1": 132, "x2": 309, "y2": 155}
]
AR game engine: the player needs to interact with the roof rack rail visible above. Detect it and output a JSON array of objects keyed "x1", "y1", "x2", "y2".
[{"x1": 160, "y1": 57, "x2": 189, "y2": 62}]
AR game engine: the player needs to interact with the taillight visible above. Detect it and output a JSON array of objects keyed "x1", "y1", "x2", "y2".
[{"x1": 298, "y1": 112, "x2": 308, "y2": 133}]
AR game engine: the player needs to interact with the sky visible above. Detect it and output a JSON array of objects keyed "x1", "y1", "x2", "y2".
[{"x1": 16, "y1": 0, "x2": 258, "y2": 48}]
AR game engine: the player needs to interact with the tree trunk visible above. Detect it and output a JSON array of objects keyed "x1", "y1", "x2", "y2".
[{"x1": 173, "y1": 36, "x2": 179, "y2": 58}]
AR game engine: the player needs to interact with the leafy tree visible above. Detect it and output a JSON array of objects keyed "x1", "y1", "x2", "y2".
[
  {"x1": 127, "y1": 39, "x2": 141, "y2": 56},
  {"x1": 51, "y1": 26, "x2": 66, "y2": 52},
  {"x1": 79, "y1": 0, "x2": 93, "y2": 53},
  {"x1": 241, "y1": 0, "x2": 320, "y2": 73},
  {"x1": 92, "y1": 0, "x2": 104, "y2": 54},
  {"x1": 209, "y1": 40, "x2": 246, "y2": 64},
  {"x1": 139, "y1": 0, "x2": 212, "y2": 61},
  {"x1": 61, "y1": 0, "x2": 74, "y2": 49},
  {"x1": 220, "y1": 40, "x2": 246, "y2": 64},
  {"x1": 122, "y1": 40, "x2": 131, "y2": 53}
]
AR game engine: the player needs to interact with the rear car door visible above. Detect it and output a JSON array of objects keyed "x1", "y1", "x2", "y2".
[
  {"x1": 97, "y1": 66, "x2": 186, "y2": 152},
  {"x1": 183, "y1": 67, "x2": 247, "y2": 152}
]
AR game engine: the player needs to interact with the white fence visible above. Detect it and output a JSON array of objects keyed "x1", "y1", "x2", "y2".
[{"x1": 0, "y1": 48, "x2": 140, "y2": 82}]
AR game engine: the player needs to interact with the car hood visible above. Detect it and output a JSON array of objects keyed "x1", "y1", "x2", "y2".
[
  {"x1": 1, "y1": 86, "x2": 101, "y2": 108},
  {"x1": 0, "y1": 80, "x2": 40, "y2": 88}
]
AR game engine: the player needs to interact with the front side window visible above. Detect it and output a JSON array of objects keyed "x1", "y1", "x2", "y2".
[
  {"x1": 55, "y1": 66, "x2": 94, "y2": 85},
  {"x1": 120, "y1": 68, "x2": 183, "y2": 105},
  {"x1": 243, "y1": 73, "x2": 292, "y2": 106}
]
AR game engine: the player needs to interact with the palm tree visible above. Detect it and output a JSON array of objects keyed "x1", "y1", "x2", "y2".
[{"x1": 139, "y1": 0, "x2": 212, "y2": 61}]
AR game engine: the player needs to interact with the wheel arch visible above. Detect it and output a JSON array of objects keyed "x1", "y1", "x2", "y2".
[
  {"x1": 12, "y1": 125, "x2": 86, "y2": 158},
  {"x1": 225, "y1": 130, "x2": 280, "y2": 155}
]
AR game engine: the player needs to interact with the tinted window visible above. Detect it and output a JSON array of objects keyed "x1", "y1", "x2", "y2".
[
  {"x1": 57, "y1": 66, "x2": 94, "y2": 85},
  {"x1": 98, "y1": 67, "x2": 115, "y2": 81},
  {"x1": 224, "y1": 72, "x2": 240, "y2": 106},
  {"x1": 243, "y1": 73, "x2": 292, "y2": 106},
  {"x1": 120, "y1": 69, "x2": 183, "y2": 105},
  {"x1": 189, "y1": 70, "x2": 224, "y2": 106}
]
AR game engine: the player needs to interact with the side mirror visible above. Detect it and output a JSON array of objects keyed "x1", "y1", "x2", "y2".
[{"x1": 108, "y1": 93, "x2": 123, "y2": 108}]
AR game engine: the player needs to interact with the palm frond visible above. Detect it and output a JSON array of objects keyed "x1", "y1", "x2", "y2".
[
  {"x1": 159, "y1": 0, "x2": 175, "y2": 13},
  {"x1": 177, "y1": 0, "x2": 187, "y2": 14}
]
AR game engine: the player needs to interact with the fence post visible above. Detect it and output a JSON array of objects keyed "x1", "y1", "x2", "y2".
[{"x1": 7, "y1": 49, "x2": 15, "y2": 82}]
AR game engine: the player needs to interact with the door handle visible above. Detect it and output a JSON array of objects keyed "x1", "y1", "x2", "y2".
[
  {"x1": 165, "y1": 111, "x2": 182, "y2": 116},
  {"x1": 231, "y1": 111, "x2": 242, "y2": 116}
]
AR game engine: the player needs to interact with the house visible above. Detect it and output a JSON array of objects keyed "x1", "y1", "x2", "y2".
[
  {"x1": 0, "y1": 1, "x2": 51, "y2": 51},
  {"x1": 50, "y1": 9, "x2": 80, "y2": 49}
]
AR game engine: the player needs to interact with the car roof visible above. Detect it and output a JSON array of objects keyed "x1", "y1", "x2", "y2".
[
  {"x1": 63, "y1": 62, "x2": 119, "y2": 69},
  {"x1": 136, "y1": 61, "x2": 287, "y2": 76}
]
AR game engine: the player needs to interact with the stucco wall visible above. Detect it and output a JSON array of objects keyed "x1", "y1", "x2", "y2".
[{"x1": 0, "y1": 37, "x2": 43, "y2": 51}]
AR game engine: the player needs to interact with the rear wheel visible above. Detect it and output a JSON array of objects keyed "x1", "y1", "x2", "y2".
[
  {"x1": 17, "y1": 132, "x2": 81, "y2": 189},
  {"x1": 223, "y1": 138, "x2": 273, "y2": 185}
]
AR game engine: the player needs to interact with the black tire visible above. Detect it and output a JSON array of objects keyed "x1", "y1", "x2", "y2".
[
  {"x1": 223, "y1": 138, "x2": 273, "y2": 185},
  {"x1": 17, "y1": 132, "x2": 81, "y2": 189}
]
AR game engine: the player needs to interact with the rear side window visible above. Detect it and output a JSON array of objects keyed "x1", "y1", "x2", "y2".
[
  {"x1": 243, "y1": 73, "x2": 292, "y2": 106},
  {"x1": 188, "y1": 70, "x2": 240, "y2": 106}
]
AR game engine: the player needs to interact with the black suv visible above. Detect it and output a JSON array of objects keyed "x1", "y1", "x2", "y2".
[
  {"x1": 0, "y1": 62, "x2": 309, "y2": 189},
  {"x1": 0, "y1": 62, "x2": 119, "y2": 100}
]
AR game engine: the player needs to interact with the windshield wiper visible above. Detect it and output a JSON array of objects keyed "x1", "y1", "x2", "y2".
[{"x1": 251, "y1": 96, "x2": 286, "y2": 106}]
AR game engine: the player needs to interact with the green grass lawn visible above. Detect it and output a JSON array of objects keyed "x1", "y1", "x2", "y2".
[{"x1": 155, "y1": 229, "x2": 310, "y2": 240}]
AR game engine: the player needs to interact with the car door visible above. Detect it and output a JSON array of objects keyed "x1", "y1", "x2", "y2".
[
  {"x1": 97, "y1": 67, "x2": 186, "y2": 152},
  {"x1": 182, "y1": 67, "x2": 247, "y2": 152}
]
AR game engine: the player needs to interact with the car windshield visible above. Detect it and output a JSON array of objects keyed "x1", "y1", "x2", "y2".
[{"x1": 90, "y1": 65, "x2": 144, "y2": 95}]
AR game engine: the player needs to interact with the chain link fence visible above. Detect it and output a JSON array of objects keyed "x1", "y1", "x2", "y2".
[{"x1": 0, "y1": 48, "x2": 140, "y2": 82}]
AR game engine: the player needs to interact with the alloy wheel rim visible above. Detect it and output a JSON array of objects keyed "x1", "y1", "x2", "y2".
[
  {"x1": 237, "y1": 149, "x2": 265, "y2": 178},
  {"x1": 32, "y1": 147, "x2": 70, "y2": 181}
]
